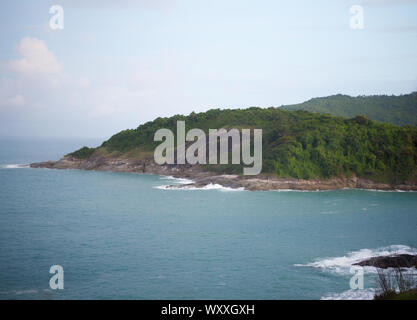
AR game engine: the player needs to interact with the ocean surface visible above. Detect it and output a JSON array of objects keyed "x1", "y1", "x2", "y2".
[{"x1": 0, "y1": 137, "x2": 416, "y2": 300}]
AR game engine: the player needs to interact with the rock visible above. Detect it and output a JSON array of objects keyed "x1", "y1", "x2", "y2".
[
  {"x1": 30, "y1": 160, "x2": 57, "y2": 168},
  {"x1": 354, "y1": 254, "x2": 417, "y2": 269}
]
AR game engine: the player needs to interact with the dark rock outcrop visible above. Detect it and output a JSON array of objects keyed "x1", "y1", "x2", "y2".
[{"x1": 354, "y1": 254, "x2": 417, "y2": 269}]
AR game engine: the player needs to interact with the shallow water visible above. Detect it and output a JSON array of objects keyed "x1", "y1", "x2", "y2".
[{"x1": 0, "y1": 138, "x2": 416, "y2": 299}]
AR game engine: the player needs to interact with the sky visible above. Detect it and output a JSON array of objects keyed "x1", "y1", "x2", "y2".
[{"x1": 0, "y1": 0, "x2": 416, "y2": 139}]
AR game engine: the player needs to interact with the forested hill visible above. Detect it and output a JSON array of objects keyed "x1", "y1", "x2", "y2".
[
  {"x1": 69, "y1": 108, "x2": 417, "y2": 184},
  {"x1": 282, "y1": 92, "x2": 417, "y2": 126}
]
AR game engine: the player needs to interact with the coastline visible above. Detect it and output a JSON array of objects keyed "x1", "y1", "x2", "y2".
[{"x1": 30, "y1": 156, "x2": 417, "y2": 192}]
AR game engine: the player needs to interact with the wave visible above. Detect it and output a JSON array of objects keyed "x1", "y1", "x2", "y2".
[
  {"x1": 295, "y1": 245, "x2": 417, "y2": 275},
  {"x1": 183, "y1": 183, "x2": 245, "y2": 191},
  {"x1": 321, "y1": 288, "x2": 376, "y2": 300},
  {"x1": 155, "y1": 183, "x2": 245, "y2": 192},
  {"x1": 0, "y1": 164, "x2": 30, "y2": 169},
  {"x1": 158, "y1": 175, "x2": 194, "y2": 185}
]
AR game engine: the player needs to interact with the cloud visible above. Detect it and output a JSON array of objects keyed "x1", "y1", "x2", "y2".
[
  {"x1": 0, "y1": 37, "x2": 190, "y2": 137},
  {"x1": 9, "y1": 37, "x2": 62, "y2": 74},
  {"x1": 0, "y1": 37, "x2": 90, "y2": 113},
  {"x1": 5, "y1": 94, "x2": 25, "y2": 107}
]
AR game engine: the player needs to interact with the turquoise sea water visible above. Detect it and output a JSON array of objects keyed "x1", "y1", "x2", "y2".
[{"x1": 0, "y1": 138, "x2": 416, "y2": 300}]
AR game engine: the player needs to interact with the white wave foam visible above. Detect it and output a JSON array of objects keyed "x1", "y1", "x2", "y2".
[
  {"x1": 155, "y1": 183, "x2": 245, "y2": 192},
  {"x1": 321, "y1": 288, "x2": 376, "y2": 300},
  {"x1": 0, "y1": 164, "x2": 29, "y2": 169},
  {"x1": 295, "y1": 245, "x2": 417, "y2": 275},
  {"x1": 159, "y1": 175, "x2": 194, "y2": 184},
  {"x1": 159, "y1": 175, "x2": 175, "y2": 180},
  {"x1": 181, "y1": 183, "x2": 245, "y2": 191},
  {"x1": 154, "y1": 185, "x2": 170, "y2": 190}
]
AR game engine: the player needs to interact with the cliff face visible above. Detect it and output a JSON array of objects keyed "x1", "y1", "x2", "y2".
[{"x1": 30, "y1": 155, "x2": 417, "y2": 191}]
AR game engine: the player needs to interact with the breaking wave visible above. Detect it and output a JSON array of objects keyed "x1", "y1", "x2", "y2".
[
  {"x1": 155, "y1": 183, "x2": 245, "y2": 192},
  {"x1": 0, "y1": 164, "x2": 29, "y2": 169},
  {"x1": 295, "y1": 245, "x2": 417, "y2": 275},
  {"x1": 181, "y1": 183, "x2": 245, "y2": 191},
  {"x1": 158, "y1": 175, "x2": 194, "y2": 185}
]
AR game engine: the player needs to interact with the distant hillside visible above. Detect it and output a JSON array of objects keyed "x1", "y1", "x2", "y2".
[
  {"x1": 68, "y1": 107, "x2": 417, "y2": 184},
  {"x1": 282, "y1": 92, "x2": 417, "y2": 126}
]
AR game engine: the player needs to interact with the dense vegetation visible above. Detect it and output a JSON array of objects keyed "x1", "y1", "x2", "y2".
[
  {"x1": 283, "y1": 92, "x2": 417, "y2": 126},
  {"x1": 70, "y1": 106, "x2": 417, "y2": 184},
  {"x1": 67, "y1": 146, "x2": 95, "y2": 159}
]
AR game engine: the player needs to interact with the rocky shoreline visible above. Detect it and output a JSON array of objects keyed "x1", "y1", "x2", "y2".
[
  {"x1": 30, "y1": 156, "x2": 417, "y2": 192},
  {"x1": 354, "y1": 254, "x2": 417, "y2": 269}
]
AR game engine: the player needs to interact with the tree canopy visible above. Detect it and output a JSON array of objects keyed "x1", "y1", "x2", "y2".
[
  {"x1": 283, "y1": 92, "x2": 417, "y2": 126},
  {"x1": 69, "y1": 106, "x2": 417, "y2": 184}
]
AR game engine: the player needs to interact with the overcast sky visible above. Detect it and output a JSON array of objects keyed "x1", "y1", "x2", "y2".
[{"x1": 0, "y1": 0, "x2": 416, "y2": 139}]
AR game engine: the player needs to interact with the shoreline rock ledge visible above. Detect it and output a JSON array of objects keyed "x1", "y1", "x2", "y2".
[
  {"x1": 354, "y1": 254, "x2": 417, "y2": 269},
  {"x1": 30, "y1": 156, "x2": 417, "y2": 192}
]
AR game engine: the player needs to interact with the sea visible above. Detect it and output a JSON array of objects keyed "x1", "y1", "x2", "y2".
[{"x1": 0, "y1": 137, "x2": 416, "y2": 300}]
